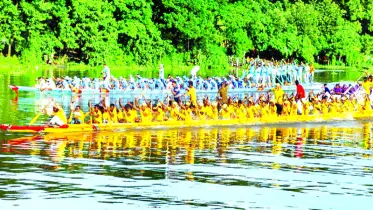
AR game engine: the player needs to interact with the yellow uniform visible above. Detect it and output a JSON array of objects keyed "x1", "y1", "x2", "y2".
[
  {"x1": 93, "y1": 110, "x2": 102, "y2": 124},
  {"x1": 302, "y1": 102, "x2": 310, "y2": 116},
  {"x1": 140, "y1": 107, "x2": 152, "y2": 122},
  {"x1": 362, "y1": 81, "x2": 370, "y2": 94},
  {"x1": 168, "y1": 106, "x2": 180, "y2": 121},
  {"x1": 236, "y1": 105, "x2": 246, "y2": 119},
  {"x1": 220, "y1": 108, "x2": 231, "y2": 119},
  {"x1": 102, "y1": 111, "x2": 110, "y2": 123},
  {"x1": 321, "y1": 102, "x2": 329, "y2": 114},
  {"x1": 269, "y1": 105, "x2": 277, "y2": 117},
  {"x1": 54, "y1": 109, "x2": 67, "y2": 124},
  {"x1": 187, "y1": 87, "x2": 197, "y2": 105},
  {"x1": 155, "y1": 108, "x2": 165, "y2": 122},
  {"x1": 272, "y1": 88, "x2": 285, "y2": 105},
  {"x1": 110, "y1": 108, "x2": 118, "y2": 123}
]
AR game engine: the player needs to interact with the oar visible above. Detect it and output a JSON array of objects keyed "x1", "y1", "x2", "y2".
[
  {"x1": 343, "y1": 71, "x2": 367, "y2": 94},
  {"x1": 88, "y1": 100, "x2": 93, "y2": 124},
  {"x1": 29, "y1": 100, "x2": 53, "y2": 125}
]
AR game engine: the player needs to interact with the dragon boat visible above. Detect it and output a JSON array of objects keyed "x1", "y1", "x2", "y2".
[
  {"x1": 1, "y1": 111, "x2": 372, "y2": 134},
  {"x1": 9, "y1": 83, "x2": 324, "y2": 98}
]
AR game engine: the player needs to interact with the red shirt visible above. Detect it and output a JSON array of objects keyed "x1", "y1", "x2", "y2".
[{"x1": 296, "y1": 84, "x2": 305, "y2": 99}]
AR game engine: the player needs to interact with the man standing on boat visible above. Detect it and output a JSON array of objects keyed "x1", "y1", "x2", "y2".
[
  {"x1": 159, "y1": 64, "x2": 164, "y2": 80},
  {"x1": 218, "y1": 81, "x2": 229, "y2": 104},
  {"x1": 186, "y1": 81, "x2": 197, "y2": 106},
  {"x1": 270, "y1": 83, "x2": 285, "y2": 116},
  {"x1": 171, "y1": 80, "x2": 181, "y2": 103},
  {"x1": 102, "y1": 64, "x2": 111, "y2": 89},
  {"x1": 295, "y1": 80, "x2": 305, "y2": 99},
  {"x1": 295, "y1": 80, "x2": 305, "y2": 114}
]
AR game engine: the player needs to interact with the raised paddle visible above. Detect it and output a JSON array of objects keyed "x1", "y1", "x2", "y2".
[
  {"x1": 29, "y1": 99, "x2": 53, "y2": 125},
  {"x1": 343, "y1": 71, "x2": 367, "y2": 94}
]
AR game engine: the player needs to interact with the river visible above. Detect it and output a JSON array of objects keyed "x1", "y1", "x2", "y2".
[{"x1": 0, "y1": 69, "x2": 372, "y2": 210}]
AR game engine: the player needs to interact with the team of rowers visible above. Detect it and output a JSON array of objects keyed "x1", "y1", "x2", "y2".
[
  {"x1": 34, "y1": 60, "x2": 315, "y2": 92},
  {"x1": 44, "y1": 79, "x2": 372, "y2": 126}
]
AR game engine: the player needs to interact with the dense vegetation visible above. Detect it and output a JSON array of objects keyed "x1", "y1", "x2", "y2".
[{"x1": 1, "y1": 0, "x2": 373, "y2": 70}]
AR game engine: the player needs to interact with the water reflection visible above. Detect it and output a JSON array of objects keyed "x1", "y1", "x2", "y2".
[
  {"x1": 1, "y1": 124, "x2": 373, "y2": 209},
  {"x1": 2, "y1": 124, "x2": 373, "y2": 165}
]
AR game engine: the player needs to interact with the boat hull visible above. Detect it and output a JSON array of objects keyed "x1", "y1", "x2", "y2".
[{"x1": 1, "y1": 112, "x2": 371, "y2": 133}]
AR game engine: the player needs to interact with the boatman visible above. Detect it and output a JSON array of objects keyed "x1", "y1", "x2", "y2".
[
  {"x1": 218, "y1": 81, "x2": 229, "y2": 104},
  {"x1": 45, "y1": 101, "x2": 67, "y2": 126},
  {"x1": 186, "y1": 81, "x2": 197, "y2": 106},
  {"x1": 295, "y1": 80, "x2": 305, "y2": 99},
  {"x1": 102, "y1": 64, "x2": 111, "y2": 89},
  {"x1": 270, "y1": 83, "x2": 285, "y2": 116},
  {"x1": 159, "y1": 64, "x2": 165, "y2": 80},
  {"x1": 171, "y1": 80, "x2": 181, "y2": 103}
]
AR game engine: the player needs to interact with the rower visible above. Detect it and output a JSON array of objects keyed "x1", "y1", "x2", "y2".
[
  {"x1": 46, "y1": 102, "x2": 67, "y2": 126},
  {"x1": 69, "y1": 111, "x2": 82, "y2": 124},
  {"x1": 90, "y1": 104, "x2": 103, "y2": 124},
  {"x1": 185, "y1": 81, "x2": 197, "y2": 106},
  {"x1": 69, "y1": 103, "x2": 85, "y2": 123}
]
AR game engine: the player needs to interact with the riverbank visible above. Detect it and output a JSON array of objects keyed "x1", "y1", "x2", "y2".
[{"x1": 0, "y1": 57, "x2": 371, "y2": 78}]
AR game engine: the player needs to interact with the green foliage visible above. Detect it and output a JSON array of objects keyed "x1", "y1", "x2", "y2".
[{"x1": 1, "y1": 0, "x2": 373, "y2": 69}]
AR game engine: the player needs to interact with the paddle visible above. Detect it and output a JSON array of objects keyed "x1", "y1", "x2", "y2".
[
  {"x1": 88, "y1": 100, "x2": 93, "y2": 124},
  {"x1": 29, "y1": 99, "x2": 53, "y2": 125},
  {"x1": 343, "y1": 71, "x2": 367, "y2": 94}
]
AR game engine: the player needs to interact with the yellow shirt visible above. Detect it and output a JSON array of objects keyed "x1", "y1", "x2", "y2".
[
  {"x1": 93, "y1": 110, "x2": 102, "y2": 124},
  {"x1": 220, "y1": 109, "x2": 230, "y2": 119},
  {"x1": 246, "y1": 106, "x2": 254, "y2": 118},
  {"x1": 312, "y1": 103, "x2": 321, "y2": 115},
  {"x1": 210, "y1": 106, "x2": 218, "y2": 120},
  {"x1": 187, "y1": 87, "x2": 197, "y2": 105},
  {"x1": 109, "y1": 108, "x2": 118, "y2": 123},
  {"x1": 168, "y1": 107, "x2": 179, "y2": 121},
  {"x1": 102, "y1": 111, "x2": 110, "y2": 123},
  {"x1": 362, "y1": 81, "x2": 370, "y2": 94},
  {"x1": 321, "y1": 102, "x2": 329, "y2": 114},
  {"x1": 303, "y1": 102, "x2": 310, "y2": 116},
  {"x1": 68, "y1": 110, "x2": 84, "y2": 124},
  {"x1": 269, "y1": 105, "x2": 277, "y2": 117},
  {"x1": 117, "y1": 110, "x2": 124, "y2": 121},
  {"x1": 272, "y1": 88, "x2": 285, "y2": 105},
  {"x1": 54, "y1": 109, "x2": 67, "y2": 124},
  {"x1": 364, "y1": 100, "x2": 372, "y2": 111},
  {"x1": 140, "y1": 107, "x2": 152, "y2": 122},
  {"x1": 290, "y1": 103, "x2": 297, "y2": 116},
  {"x1": 155, "y1": 108, "x2": 165, "y2": 122},
  {"x1": 236, "y1": 105, "x2": 246, "y2": 119},
  {"x1": 260, "y1": 104, "x2": 269, "y2": 118}
]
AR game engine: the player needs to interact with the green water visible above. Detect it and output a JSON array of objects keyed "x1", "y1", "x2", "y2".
[{"x1": 1, "y1": 70, "x2": 373, "y2": 210}]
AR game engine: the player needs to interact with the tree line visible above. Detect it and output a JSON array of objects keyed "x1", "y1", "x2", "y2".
[{"x1": 1, "y1": 0, "x2": 373, "y2": 69}]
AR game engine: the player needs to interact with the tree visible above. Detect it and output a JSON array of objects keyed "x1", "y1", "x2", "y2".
[{"x1": 0, "y1": 0, "x2": 25, "y2": 57}]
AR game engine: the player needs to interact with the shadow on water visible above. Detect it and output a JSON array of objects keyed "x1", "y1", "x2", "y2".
[{"x1": 0, "y1": 124, "x2": 373, "y2": 209}]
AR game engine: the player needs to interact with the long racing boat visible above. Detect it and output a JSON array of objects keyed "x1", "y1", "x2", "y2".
[
  {"x1": 9, "y1": 83, "x2": 322, "y2": 97},
  {"x1": 1, "y1": 111, "x2": 372, "y2": 134}
]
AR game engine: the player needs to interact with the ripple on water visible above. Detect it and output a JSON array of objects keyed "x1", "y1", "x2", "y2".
[{"x1": 1, "y1": 124, "x2": 373, "y2": 209}]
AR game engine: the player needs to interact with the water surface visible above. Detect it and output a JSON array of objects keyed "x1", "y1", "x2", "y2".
[{"x1": 0, "y1": 70, "x2": 372, "y2": 210}]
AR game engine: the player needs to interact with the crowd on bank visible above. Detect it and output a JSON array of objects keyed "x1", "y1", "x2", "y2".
[
  {"x1": 44, "y1": 79, "x2": 371, "y2": 126},
  {"x1": 34, "y1": 60, "x2": 316, "y2": 92}
]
